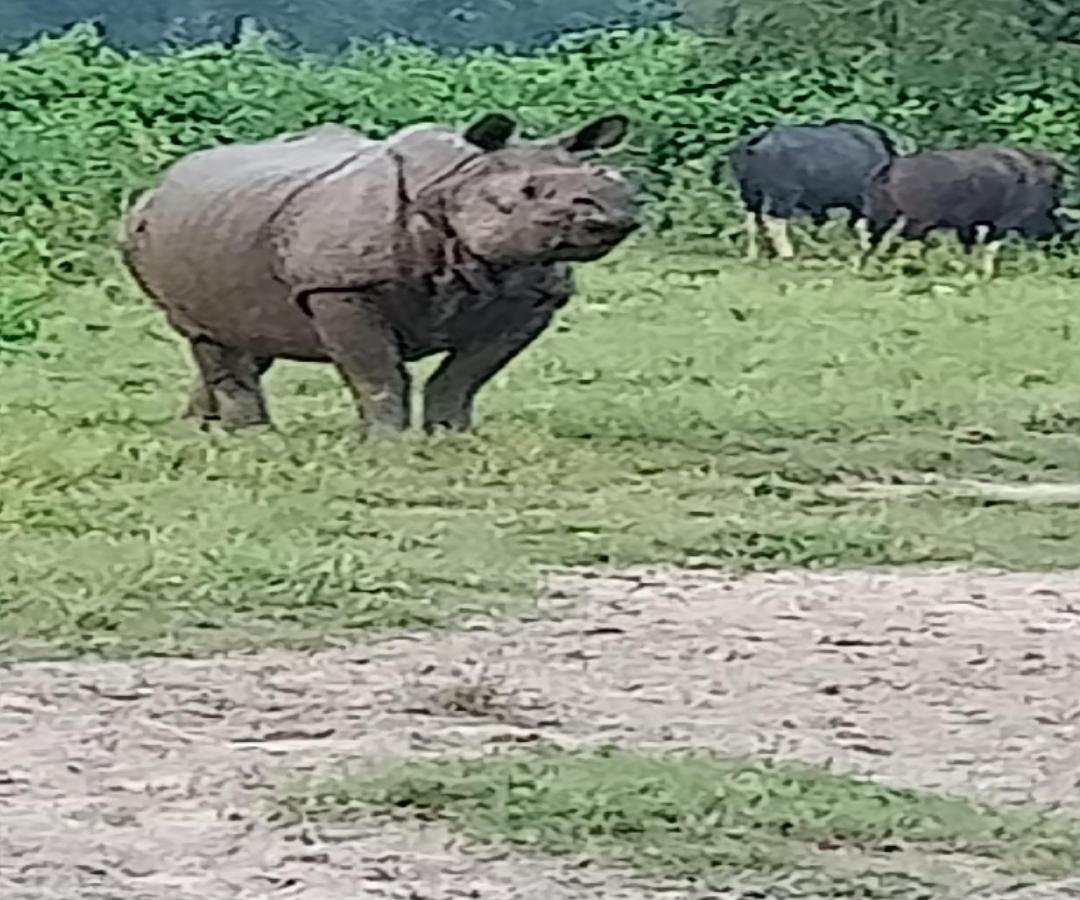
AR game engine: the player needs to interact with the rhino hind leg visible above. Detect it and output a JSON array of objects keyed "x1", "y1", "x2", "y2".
[
  {"x1": 187, "y1": 338, "x2": 274, "y2": 430},
  {"x1": 306, "y1": 294, "x2": 411, "y2": 437},
  {"x1": 183, "y1": 354, "x2": 274, "y2": 423},
  {"x1": 423, "y1": 312, "x2": 554, "y2": 434}
]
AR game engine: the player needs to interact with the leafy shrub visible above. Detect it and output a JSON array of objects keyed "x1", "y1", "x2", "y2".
[
  {"x1": 0, "y1": 281, "x2": 45, "y2": 356},
  {"x1": 2, "y1": 20, "x2": 1080, "y2": 342}
]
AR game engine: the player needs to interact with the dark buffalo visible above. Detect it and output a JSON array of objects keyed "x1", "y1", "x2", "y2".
[
  {"x1": 723, "y1": 118, "x2": 897, "y2": 260},
  {"x1": 859, "y1": 145, "x2": 1075, "y2": 276}
]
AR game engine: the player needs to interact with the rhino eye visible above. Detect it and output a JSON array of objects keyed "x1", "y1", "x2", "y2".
[
  {"x1": 522, "y1": 182, "x2": 538, "y2": 199},
  {"x1": 482, "y1": 188, "x2": 515, "y2": 214}
]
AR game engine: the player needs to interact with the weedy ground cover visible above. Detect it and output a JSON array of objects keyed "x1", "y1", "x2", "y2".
[
  {"x1": 279, "y1": 746, "x2": 1080, "y2": 897},
  {"x1": 2, "y1": 239, "x2": 1080, "y2": 660}
]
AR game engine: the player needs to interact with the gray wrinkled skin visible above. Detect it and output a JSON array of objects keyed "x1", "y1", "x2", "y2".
[{"x1": 120, "y1": 113, "x2": 640, "y2": 436}]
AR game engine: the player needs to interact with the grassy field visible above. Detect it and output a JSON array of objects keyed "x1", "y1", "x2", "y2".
[
  {"x1": 3, "y1": 235, "x2": 1080, "y2": 660},
  {"x1": 7, "y1": 24, "x2": 1080, "y2": 896},
  {"x1": 6, "y1": 230, "x2": 1080, "y2": 898},
  {"x1": 279, "y1": 746, "x2": 1080, "y2": 897}
]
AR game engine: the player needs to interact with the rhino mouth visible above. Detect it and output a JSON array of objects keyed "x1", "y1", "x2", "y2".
[{"x1": 550, "y1": 220, "x2": 640, "y2": 259}]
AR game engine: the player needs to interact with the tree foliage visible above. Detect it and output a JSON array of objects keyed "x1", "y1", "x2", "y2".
[
  {"x1": 0, "y1": 0, "x2": 680, "y2": 53},
  {"x1": 1, "y1": 17, "x2": 1080, "y2": 343},
  {"x1": 678, "y1": 0, "x2": 1080, "y2": 139},
  {"x1": 681, "y1": 0, "x2": 1080, "y2": 50}
]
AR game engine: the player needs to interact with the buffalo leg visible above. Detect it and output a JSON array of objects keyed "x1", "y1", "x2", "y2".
[
  {"x1": 854, "y1": 217, "x2": 873, "y2": 252},
  {"x1": 307, "y1": 293, "x2": 411, "y2": 436},
  {"x1": 973, "y1": 224, "x2": 1002, "y2": 278},
  {"x1": 809, "y1": 209, "x2": 831, "y2": 250},
  {"x1": 855, "y1": 215, "x2": 908, "y2": 271},
  {"x1": 762, "y1": 214, "x2": 795, "y2": 259},
  {"x1": 187, "y1": 338, "x2": 273, "y2": 429},
  {"x1": 739, "y1": 189, "x2": 764, "y2": 261},
  {"x1": 849, "y1": 212, "x2": 874, "y2": 252},
  {"x1": 423, "y1": 313, "x2": 553, "y2": 433},
  {"x1": 744, "y1": 210, "x2": 762, "y2": 261},
  {"x1": 957, "y1": 225, "x2": 979, "y2": 254}
]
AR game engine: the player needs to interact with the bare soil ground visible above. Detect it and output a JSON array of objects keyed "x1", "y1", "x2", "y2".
[
  {"x1": 3, "y1": 566, "x2": 1080, "y2": 899},
  {"x1": 822, "y1": 479, "x2": 1080, "y2": 505}
]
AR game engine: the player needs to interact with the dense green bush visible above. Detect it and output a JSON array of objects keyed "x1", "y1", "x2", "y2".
[{"x1": 2, "y1": 19, "x2": 1080, "y2": 347}]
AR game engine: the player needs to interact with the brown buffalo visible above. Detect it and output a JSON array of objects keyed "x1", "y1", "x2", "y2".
[
  {"x1": 858, "y1": 144, "x2": 1072, "y2": 276},
  {"x1": 120, "y1": 113, "x2": 640, "y2": 437}
]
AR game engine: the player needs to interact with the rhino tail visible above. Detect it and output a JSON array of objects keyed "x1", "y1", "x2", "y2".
[
  {"x1": 115, "y1": 188, "x2": 162, "y2": 302},
  {"x1": 116, "y1": 188, "x2": 155, "y2": 251}
]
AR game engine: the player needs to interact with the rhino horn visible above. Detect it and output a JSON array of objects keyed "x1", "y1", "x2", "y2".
[{"x1": 463, "y1": 112, "x2": 518, "y2": 151}]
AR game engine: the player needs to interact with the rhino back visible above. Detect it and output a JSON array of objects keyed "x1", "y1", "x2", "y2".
[
  {"x1": 146, "y1": 130, "x2": 379, "y2": 252},
  {"x1": 125, "y1": 131, "x2": 380, "y2": 357}
]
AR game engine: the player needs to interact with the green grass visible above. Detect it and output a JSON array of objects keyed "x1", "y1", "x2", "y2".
[
  {"x1": 279, "y1": 746, "x2": 1080, "y2": 897},
  {"x1": 3, "y1": 241, "x2": 1080, "y2": 659}
]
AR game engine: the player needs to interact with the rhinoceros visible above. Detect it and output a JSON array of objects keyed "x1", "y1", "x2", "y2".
[{"x1": 120, "y1": 112, "x2": 640, "y2": 436}]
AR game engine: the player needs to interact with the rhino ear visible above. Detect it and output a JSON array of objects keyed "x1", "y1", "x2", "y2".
[
  {"x1": 463, "y1": 113, "x2": 517, "y2": 151},
  {"x1": 554, "y1": 114, "x2": 630, "y2": 154}
]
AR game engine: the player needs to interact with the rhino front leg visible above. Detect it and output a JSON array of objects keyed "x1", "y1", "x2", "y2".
[
  {"x1": 423, "y1": 313, "x2": 553, "y2": 433},
  {"x1": 306, "y1": 293, "x2": 411, "y2": 436},
  {"x1": 187, "y1": 338, "x2": 273, "y2": 429}
]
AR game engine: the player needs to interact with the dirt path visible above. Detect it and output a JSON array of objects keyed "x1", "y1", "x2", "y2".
[
  {"x1": 822, "y1": 478, "x2": 1080, "y2": 504},
  {"x1": 3, "y1": 566, "x2": 1080, "y2": 898}
]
